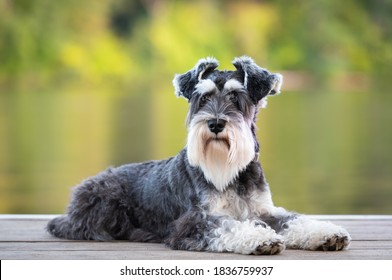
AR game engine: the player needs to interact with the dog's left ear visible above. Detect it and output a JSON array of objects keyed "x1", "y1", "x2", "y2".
[
  {"x1": 173, "y1": 57, "x2": 219, "y2": 101},
  {"x1": 232, "y1": 56, "x2": 283, "y2": 104}
]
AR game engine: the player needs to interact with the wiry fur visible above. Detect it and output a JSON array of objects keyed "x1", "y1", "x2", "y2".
[
  {"x1": 187, "y1": 113, "x2": 255, "y2": 192},
  {"x1": 47, "y1": 56, "x2": 351, "y2": 255}
]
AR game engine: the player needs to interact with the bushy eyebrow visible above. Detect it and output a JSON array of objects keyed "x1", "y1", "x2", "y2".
[
  {"x1": 223, "y1": 79, "x2": 244, "y2": 93},
  {"x1": 195, "y1": 79, "x2": 217, "y2": 94}
]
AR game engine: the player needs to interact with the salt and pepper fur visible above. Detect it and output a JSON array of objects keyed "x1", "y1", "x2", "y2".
[{"x1": 47, "y1": 56, "x2": 351, "y2": 254}]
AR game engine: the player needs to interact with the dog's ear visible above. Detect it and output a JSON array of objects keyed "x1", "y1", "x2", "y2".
[
  {"x1": 232, "y1": 56, "x2": 282, "y2": 104},
  {"x1": 173, "y1": 57, "x2": 219, "y2": 101}
]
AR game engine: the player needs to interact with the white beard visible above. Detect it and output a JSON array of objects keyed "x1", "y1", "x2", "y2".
[{"x1": 187, "y1": 118, "x2": 255, "y2": 192}]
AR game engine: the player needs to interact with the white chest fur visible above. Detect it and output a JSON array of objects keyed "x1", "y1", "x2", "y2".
[{"x1": 205, "y1": 188, "x2": 275, "y2": 220}]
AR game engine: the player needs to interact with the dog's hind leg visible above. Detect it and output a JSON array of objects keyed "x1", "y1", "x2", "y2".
[
  {"x1": 47, "y1": 167, "x2": 152, "y2": 241},
  {"x1": 165, "y1": 211, "x2": 285, "y2": 255},
  {"x1": 47, "y1": 214, "x2": 113, "y2": 241},
  {"x1": 47, "y1": 215, "x2": 81, "y2": 239}
]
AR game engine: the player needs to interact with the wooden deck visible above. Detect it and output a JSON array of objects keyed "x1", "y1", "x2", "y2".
[{"x1": 1, "y1": 215, "x2": 391, "y2": 260}]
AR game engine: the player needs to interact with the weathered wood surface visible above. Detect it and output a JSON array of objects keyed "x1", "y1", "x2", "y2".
[{"x1": 1, "y1": 215, "x2": 391, "y2": 260}]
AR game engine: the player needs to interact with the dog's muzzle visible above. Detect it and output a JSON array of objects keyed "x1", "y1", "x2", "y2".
[{"x1": 207, "y1": 119, "x2": 227, "y2": 135}]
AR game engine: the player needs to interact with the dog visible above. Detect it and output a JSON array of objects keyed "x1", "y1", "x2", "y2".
[{"x1": 47, "y1": 56, "x2": 351, "y2": 255}]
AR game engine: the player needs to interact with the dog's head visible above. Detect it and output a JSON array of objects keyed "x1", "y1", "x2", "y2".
[{"x1": 173, "y1": 56, "x2": 283, "y2": 191}]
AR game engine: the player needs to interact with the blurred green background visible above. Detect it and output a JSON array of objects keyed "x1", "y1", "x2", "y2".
[{"x1": 0, "y1": 0, "x2": 391, "y2": 214}]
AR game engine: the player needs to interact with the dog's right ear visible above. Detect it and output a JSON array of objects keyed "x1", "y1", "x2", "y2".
[
  {"x1": 173, "y1": 57, "x2": 219, "y2": 101},
  {"x1": 232, "y1": 56, "x2": 282, "y2": 105}
]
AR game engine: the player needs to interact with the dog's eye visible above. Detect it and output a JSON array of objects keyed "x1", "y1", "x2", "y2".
[
  {"x1": 200, "y1": 94, "x2": 211, "y2": 107},
  {"x1": 229, "y1": 93, "x2": 238, "y2": 103}
]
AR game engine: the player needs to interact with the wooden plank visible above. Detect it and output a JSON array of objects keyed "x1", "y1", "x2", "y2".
[
  {"x1": 332, "y1": 220, "x2": 392, "y2": 241},
  {"x1": 1, "y1": 215, "x2": 391, "y2": 260},
  {"x1": 1, "y1": 240, "x2": 391, "y2": 253},
  {"x1": 1, "y1": 246, "x2": 391, "y2": 260},
  {"x1": 1, "y1": 216, "x2": 391, "y2": 242},
  {"x1": 0, "y1": 220, "x2": 59, "y2": 242}
]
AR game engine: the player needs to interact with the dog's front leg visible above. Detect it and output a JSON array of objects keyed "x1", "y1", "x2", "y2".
[
  {"x1": 282, "y1": 215, "x2": 351, "y2": 251},
  {"x1": 207, "y1": 217, "x2": 285, "y2": 255},
  {"x1": 165, "y1": 211, "x2": 285, "y2": 255},
  {"x1": 263, "y1": 209, "x2": 351, "y2": 251}
]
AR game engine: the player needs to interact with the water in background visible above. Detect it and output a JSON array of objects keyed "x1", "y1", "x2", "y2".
[{"x1": 1, "y1": 83, "x2": 391, "y2": 214}]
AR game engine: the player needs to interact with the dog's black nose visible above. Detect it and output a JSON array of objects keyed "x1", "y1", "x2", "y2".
[{"x1": 208, "y1": 119, "x2": 226, "y2": 134}]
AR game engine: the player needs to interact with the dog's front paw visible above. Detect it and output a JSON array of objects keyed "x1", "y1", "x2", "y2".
[
  {"x1": 306, "y1": 224, "x2": 351, "y2": 251},
  {"x1": 253, "y1": 237, "x2": 285, "y2": 255},
  {"x1": 316, "y1": 232, "x2": 351, "y2": 251}
]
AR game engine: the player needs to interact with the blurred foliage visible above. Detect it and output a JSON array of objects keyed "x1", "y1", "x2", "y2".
[
  {"x1": 271, "y1": 0, "x2": 392, "y2": 72},
  {"x1": 1, "y1": 0, "x2": 391, "y2": 89},
  {"x1": 0, "y1": 0, "x2": 392, "y2": 214}
]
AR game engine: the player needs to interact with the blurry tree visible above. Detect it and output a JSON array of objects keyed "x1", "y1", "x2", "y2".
[
  {"x1": 109, "y1": 0, "x2": 147, "y2": 38},
  {"x1": 0, "y1": 0, "x2": 391, "y2": 89},
  {"x1": 269, "y1": 0, "x2": 392, "y2": 84}
]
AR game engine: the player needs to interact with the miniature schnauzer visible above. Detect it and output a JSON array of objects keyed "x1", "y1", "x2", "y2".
[{"x1": 47, "y1": 56, "x2": 351, "y2": 255}]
